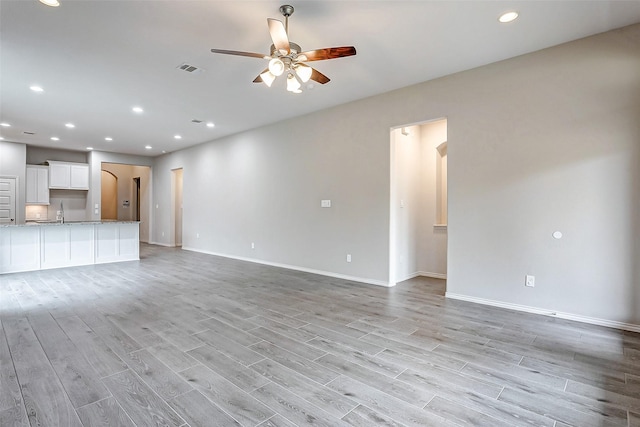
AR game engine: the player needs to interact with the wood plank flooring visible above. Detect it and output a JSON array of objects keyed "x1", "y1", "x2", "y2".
[{"x1": 1, "y1": 243, "x2": 640, "y2": 426}]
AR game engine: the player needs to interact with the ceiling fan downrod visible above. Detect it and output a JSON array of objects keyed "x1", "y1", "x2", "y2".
[{"x1": 279, "y1": 4, "x2": 294, "y2": 34}]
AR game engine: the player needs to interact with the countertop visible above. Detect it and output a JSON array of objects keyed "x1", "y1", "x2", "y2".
[{"x1": 1, "y1": 220, "x2": 140, "y2": 228}]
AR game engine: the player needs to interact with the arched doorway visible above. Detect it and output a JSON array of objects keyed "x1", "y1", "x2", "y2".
[{"x1": 101, "y1": 170, "x2": 118, "y2": 220}]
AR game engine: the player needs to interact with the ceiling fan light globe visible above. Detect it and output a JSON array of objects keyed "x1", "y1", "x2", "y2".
[
  {"x1": 287, "y1": 74, "x2": 301, "y2": 92},
  {"x1": 39, "y1": 0, "x2": 60, "y2": 6},
  {"x1": 268, "y1": 58, "x2": 285, "y2": 76},
  {"x1": 260, "y1": 71, "x2": 276, "y2": 87},
  {"x1": 295, "y1": 64, "x2": 313, "y2": 83}
]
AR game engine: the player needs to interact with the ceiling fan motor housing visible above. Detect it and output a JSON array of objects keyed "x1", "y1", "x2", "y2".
[{"x1": 270, "y1": 42, "x2": 301, "y2": 57}]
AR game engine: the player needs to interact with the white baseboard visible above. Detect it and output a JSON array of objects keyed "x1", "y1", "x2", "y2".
[
  {"x1": 445, "y1": 292, "x2": 640, "y2": 333},
  {"x1": 396, "y1": 271, "x2": 447, "y2": 283},
  {"x1": 181, "y1": 247, "x2": 392, "y2": 288},
  {"x1": 149, "y1": 241, "x2": 175, "y2": 247},
  {"x1": 419, "y1": 271, "x2": 447, "y2": 280}
]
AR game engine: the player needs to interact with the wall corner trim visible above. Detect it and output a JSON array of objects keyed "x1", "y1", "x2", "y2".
[
  {"x1": 419, "y1": 271, "x2": 447, "y2": 280},
  {"x1": 148, "y1": 241, "x2": 175, "y2": 248},
  {"x1": 445, "y1": 292, "x2": 640, "y2": 333},
  {"x1": 181, "y1": 247, "x2": 393, "y2": 287}
]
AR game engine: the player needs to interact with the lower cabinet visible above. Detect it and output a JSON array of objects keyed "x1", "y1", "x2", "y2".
[
  {"x1": 0, "y1": 222, "x2": 139, "y2": 274},
  {"x1": 0, "y1": 226, "x2": 41, "y2": 273},
  {"x1": 95, "y1": 223, "x2": 139, "y2": 264},
  {"x1": 40, "y1": 225, "x2": 95, "y2": 269}
]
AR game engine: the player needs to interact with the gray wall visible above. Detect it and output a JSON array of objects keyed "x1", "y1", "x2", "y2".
[
  {"x1": 152, "y1": 24, "x2": 640, "y2": 325},
  {"x1": 26, "y1": 146, "x2": 87, "y2": 164},
  {"x1": 88, "y1": 151, "x2": 153, "y2": 242},
  {"x1": 27, "y1": 146, "x2": 90, "y2": 221}
]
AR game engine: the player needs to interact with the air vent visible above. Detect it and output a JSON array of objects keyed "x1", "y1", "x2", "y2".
[
  {"x1": 177, "y1": 63, "x2": 205, "y2": 74},
  {"x1": 191, "y1": 119, "x2": 203, "y2": 123},
  {"x1": 23, "y1": 131, "x2": 36, "y2": 135}
]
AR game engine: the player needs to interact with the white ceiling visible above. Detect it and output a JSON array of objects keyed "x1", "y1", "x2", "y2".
[{"x1": 2, "y1": 1, "x2": 640, "y2": 157}]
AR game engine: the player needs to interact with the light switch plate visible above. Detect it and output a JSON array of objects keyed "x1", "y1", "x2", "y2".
[{"x1": 321, "y1": 200, "x2": 331, "y2": 208}]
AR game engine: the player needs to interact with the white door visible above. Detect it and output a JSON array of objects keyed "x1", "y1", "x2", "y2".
[{"x1": 0, "y1": 177, "x2": 16, "y2": 224}]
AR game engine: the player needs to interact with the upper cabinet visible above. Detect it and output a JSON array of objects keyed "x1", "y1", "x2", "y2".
[
  {"x1": 26, "y1": 165, "x2": 50, "y2": 205},
  {"x1": 48, "y1": 161, "x2": 89, "y2": 190}
]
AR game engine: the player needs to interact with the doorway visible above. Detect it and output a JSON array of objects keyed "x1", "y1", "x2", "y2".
[
  {"x1": 0, "y1": 176, "x2": 16, "y2": 224},
  {"x1": 133, "y1": 177, "x2": 141, "y2": 221},
  {"x1": 389, "y1": 119, "x2": 448, "y2": 286},
  {"x1": 101, "y1": 170, "x2": 118, "y2": 220},
  {"x1": 171, "y1": 168, "x2": 183, "y2": 247}
]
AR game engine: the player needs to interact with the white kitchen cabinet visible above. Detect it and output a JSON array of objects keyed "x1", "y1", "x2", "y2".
[
  {"x1": 70, "y1": 164, "x2": 90, "y2": 189},
  {"x1": 1, "y1": 221, "x2": 139, "y2": 274},
  {"x1": 48, "y1": 161, "x2": 89, "y2": 190},
  {"x1": 26, "y1": 165, "x2": 50, "y2": 204}
]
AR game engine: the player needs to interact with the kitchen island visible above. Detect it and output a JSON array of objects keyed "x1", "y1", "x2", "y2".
[{"x1": 0, "y1": 221, "x2": 139, "y2": 274}]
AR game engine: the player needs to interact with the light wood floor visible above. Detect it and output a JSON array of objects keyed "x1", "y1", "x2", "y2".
[{"x1": 1, "y1": 244, "x2": 640, "y2": 427}]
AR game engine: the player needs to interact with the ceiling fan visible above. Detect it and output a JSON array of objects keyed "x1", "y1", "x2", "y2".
[{"x1": 210, "y1": 4, "x2": 356, "y2": 93}]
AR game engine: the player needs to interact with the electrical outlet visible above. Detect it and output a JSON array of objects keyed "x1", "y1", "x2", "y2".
[
  {"x1": 161, "y1": 231, "x2": 164, "y2": 237},
  {"x1": 251, "y1": 242, "x2": 255, "y2": 249},
  {"x1": 346, "y1": 254, "x2": 352, "y2": 263},
  {"x1": 196, "y1": 233, "x2": 199, "y2": 238},
  {"x1": 525, "y1": 275, "x2": 535, "y2": 287}
]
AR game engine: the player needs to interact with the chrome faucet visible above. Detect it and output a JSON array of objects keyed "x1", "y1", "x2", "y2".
[{"x1": 58, "y1": 201, "x2": 65, "y2": 223}]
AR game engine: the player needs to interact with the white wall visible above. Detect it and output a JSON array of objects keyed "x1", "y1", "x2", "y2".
[
  {"x1": 391, "y1": 126, "x2": 422, "y2": 283},
  {"x1": 391, "y1": 120, "x2": 448, "y2": 284},
  {"x1": 152, "y1": 24, "x2": 640, "y2": 326},
  {"x1": 417, "y1": 120, "x2": 448, "y2": 278},
  {"x1": 0, "y1": 141, "x2": 26, "y2": 224}
]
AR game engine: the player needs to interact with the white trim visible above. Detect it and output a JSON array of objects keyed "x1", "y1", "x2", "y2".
[
  {"x1": 419, "y1": 271, "x2": 447, "y2": 280},
  {"x1": 395, "y1": 272, "x2": 421, "y2": 283},
  {"x1": 182, "y1": 246, "x2": 392, "y2": 288},
  {"x1": 395, "y1": 271, "x2": 447, "y2": 282},
  {"x1": 149, "y1": 241, "x2": 175, "y2": 247},
  {"x1": 445, "y1": 292, "x2": 640, "y2": 333}
]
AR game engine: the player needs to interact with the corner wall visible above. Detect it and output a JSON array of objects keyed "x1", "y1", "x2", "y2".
[
  {"x1": 88, "y1": 151, "x2": 154, "y2": 242},
  {"x1": 152, "y1": 24, "x2": 640, "y2": 327}
]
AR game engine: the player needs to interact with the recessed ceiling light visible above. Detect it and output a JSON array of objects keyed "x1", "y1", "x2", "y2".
[
  {"x1": 30, "y1": 85, "x2": 44, "y2": 92},
  {"x1": 174, "y1": 135, "x2": 182, "y2": 140},
  {"x1": 86, "y1": 147, "x2": 93, "y2": 150},
  {"x1": 0, "y1": 123, "x2": 10, "y2": 127},
  {"x1": 206, "y1": 122, "x2": 215, "y2": 128},
  {"x1": 51, "y1": 137, "x2": 60, "y2": 141},
  {"x1": 162, "y1": 150, "x2": 166, "y2": 153},
  {"x1": 65, "y1": 123, "x2": 75, "y2": 128},
  {"x1": 39, "y1": 0, "x2": 60, "y2": 6},
  {"x1": 0, "y1": 137, "x2": 4, "y2": 140},
  {"x1": 132, "y1": 106, "x2": 144, "y2": 114},
  {"x1": 105, "y1": 137, "x2": 113, "y2": 141},
  {"x1": 498, "y1": 11, "x2": 518, "y2": 23},
  {"x1": 145, "y1": 145, "x2": 152, "y2": 149}
]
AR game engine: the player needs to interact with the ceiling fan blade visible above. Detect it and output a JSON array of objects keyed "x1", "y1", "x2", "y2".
[
  {"x1": 298, "y1": 46, "x2": 356, "y2": 62},
  {"x1": 253, "y1": 68, "x2": 269, "y2": 83},
  {"x1": 310, "y1": 68, "x2": 330, "y2": 84},
  {"x1": 267, "y1": 18, "x2": 290, "y2": 54},
  {"x1": 211, "y1": 49, "x2": 266, "y2": 59}
]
